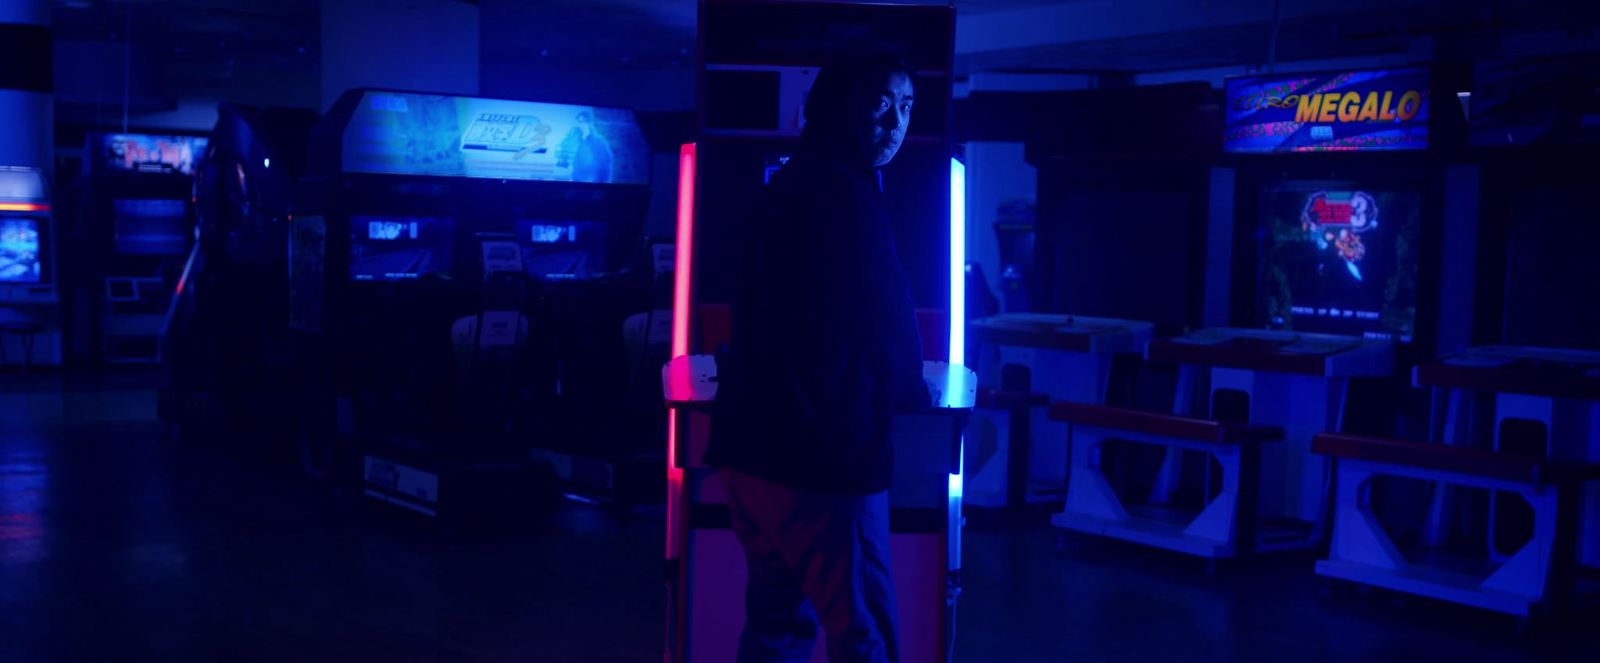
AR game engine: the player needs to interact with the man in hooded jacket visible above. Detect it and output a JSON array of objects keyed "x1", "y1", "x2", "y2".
[{"x1": 703, "y1": 42, "x2": 930, "y2": 663}]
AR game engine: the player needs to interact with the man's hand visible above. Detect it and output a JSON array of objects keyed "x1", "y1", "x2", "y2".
[{"x1": 926, "y1": 378, "x2": 942, "y2": 407}]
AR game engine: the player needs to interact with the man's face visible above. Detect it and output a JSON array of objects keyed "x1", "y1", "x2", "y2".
[{"x1": 864, "y1": 71, "x2": 914, "y2": 168}]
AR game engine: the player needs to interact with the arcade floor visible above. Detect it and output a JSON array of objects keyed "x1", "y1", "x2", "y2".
[{"x1": 2, "y1": 370, "x2": 1597, "y2": 662}]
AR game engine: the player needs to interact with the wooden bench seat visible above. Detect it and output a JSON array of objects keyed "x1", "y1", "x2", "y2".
[
  {"x1": 1051, "y1": 402, "x2": 1283, "y2": 445},
  {"x1": 1312, "y1": 432, "x2": 1600, "y2": 486}
]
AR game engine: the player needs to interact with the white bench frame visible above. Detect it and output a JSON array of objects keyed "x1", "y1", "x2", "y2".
[
  {"x1": 1052, "y1": 422, "x2": 1275, "y2": 560},
  {"x1": 1317, "y1": 456, "x2": 1590, "y2": 618}
]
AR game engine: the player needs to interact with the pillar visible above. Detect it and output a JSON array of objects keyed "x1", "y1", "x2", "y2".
[{"x1": 0, "y1": 0, "x2": 52, "y2": 175}]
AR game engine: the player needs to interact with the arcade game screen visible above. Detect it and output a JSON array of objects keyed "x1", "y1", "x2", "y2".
[
  {"x1": 113, "y1": 199, "x2": 190, "y2": 255},
  {"x1": 1258, "y1": 184, "x2": 1420, "y2": 342},
  {"x1": 515, "y1": 220, "x2": 608, "y2": 280},
  {"x1": 0, "y1": 218, "x2": 41, "y2": 283},
  {"x1": 349, "y1": 216, "x2": 454, "y2": 282}
]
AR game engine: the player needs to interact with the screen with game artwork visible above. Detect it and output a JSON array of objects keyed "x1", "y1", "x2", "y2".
[
  {"x1": 1225, "y1": 68, "x2": 1430, "y2": 153},
  {"x1": 1258, "y1": 184, "x2": 1420, "y2": 342},
  {"x1": 0, "y1": 218, "x2": 42, "y2": 283},
  {"x1": 113, "y1": 199, "x2": 190, "y2": 255},
  {"x1": 515, "y1": 220, "x2": 609, "y2": 281},
  {"x1": 349, "y1": 216, "x2": 454, "y2": 282},
  {"x1": 342, "y1": 91, "x2": 651, "y2": 185}
]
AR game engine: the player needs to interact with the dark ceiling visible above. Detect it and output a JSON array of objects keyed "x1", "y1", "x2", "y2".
[
  {"x1": 51, "y1": 0, "x2": 320, "y2": 78},
  {"x1": 45, "y1": 0, "x2": 1080, "y2": 79},
  {"x1": 41, "y1": 0, "x2": 1600, "y2": 118},
  {"x1": 960, "y1": 0, "x2": 1600, "y2": 73}
]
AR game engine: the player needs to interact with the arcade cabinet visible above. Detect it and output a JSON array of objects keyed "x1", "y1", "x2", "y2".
[
  {"x1": 664, "y1": 2, "x2": 969, "y2": 661},
  {"x1": 523, "y1": 225, "x2": 672, "y2": 507},
  {"x1": 1410, "y1": 53, "x2": 1600, "y2": 583},
  {"x1": 1068, "y1": 66, "x2": 1475, "y2": 560},
  {"x1": 158, "y1": 104, "x2": 321, "y2": 446},
  {"x1": 1297, "y1": 57, "x2": 1600, "y2": 624},
  {"x1": 290, "y1": 89, "x2": 653, "y2": 523},
  {"x1": 0, "y1": 166, "x2": 56, "y2": 370},
  {"x1": 78, "y1": 133, "x2": 207, "y2": 363}
]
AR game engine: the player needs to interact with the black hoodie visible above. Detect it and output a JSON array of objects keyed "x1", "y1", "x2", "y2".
[{"x1": 703, "y1": 43, "x2": 931, "y2": 495}]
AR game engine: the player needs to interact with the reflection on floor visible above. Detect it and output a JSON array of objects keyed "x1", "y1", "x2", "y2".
[{"x1": 1, "y1": 370, "x2": 1596, "y2": 662}]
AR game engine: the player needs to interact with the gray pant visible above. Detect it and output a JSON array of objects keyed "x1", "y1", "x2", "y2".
[{"x1": 721, "y1": 469, "x2": 899, "y2": 663}]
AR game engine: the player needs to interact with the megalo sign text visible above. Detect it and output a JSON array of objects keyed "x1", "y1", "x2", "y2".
[{"x1": 1239, "y1": 90, "x2": 1424, "y2": 124}]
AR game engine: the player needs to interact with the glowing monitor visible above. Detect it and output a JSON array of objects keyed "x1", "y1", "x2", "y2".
[
  {"x1": 514, "y1": 220, "x2": 608, "y2": 281},
  {"x1": 0, "y1": 218, "x2": 41, "y2": 283},
  {"x1": 1258, "y1": 183, "x2": 1421, "y2": 342},
  {"x1": 349, "y1": 216, "x2": 454, "y2": 282}
]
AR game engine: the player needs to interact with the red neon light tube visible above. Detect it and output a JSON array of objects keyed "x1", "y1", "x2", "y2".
[
  {"x1": 666, "y1": 143, "x2": 696, "y2": 561},
  {"x1": 0, "y1": 203, "x2": 50, "y2": 212},
  {"x1": 671, "y1": 143, "x2": 697, "y2": 359}
]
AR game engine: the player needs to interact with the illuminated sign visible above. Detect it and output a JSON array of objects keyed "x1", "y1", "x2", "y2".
[
  {"x1": 1224, "y1": 68, "x2": 1430, "y2": 153},
  {"x1": 343, "y1": 91, "x2": 651, "y2": 185},
  {"x1": 99, "y1": 134, "x2": 208, "y2": 175}
]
